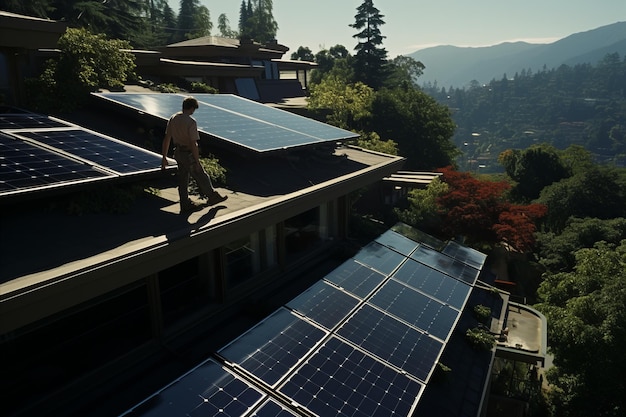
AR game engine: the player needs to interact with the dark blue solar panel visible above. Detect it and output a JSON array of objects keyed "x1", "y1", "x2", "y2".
[
  {"x1": 442, "y1": 240, "x2": 487, "y2": 270},
  {"x1": 218, "y1": 308, "x2": 326, "y2": 386},
  {"x1": 278, "y1": 336, "x2": 423, "y2": 417},
  {"x1": 0, "y1": 132, "x2": 109, "y2": 193},
  {"x1": 17, "y1": 130, "x2": 163, "y2": 174},
  {"x1": 375, "y1": 229, "x2": 419, "y2": 256},
  {"x1": 249, "y1": 399, "x2": 299, "y2": 417},
  {"x1": 286, "y1": 281, "x2": 360, "y2": 329},
  {"x1": 410, "y1": 245, "x2": 479, "y2": 285},
  {"x1": 392, "y1": 258, "x2": 471, "y2": 310},
  {"x1": 121, "y1": 359, "x2": 264, "y2": 417},
  {"x1": 353, "y1": 242, "x2": 406, "y2": 276},
  {"x1": 337, "y1": 304, "x2": 443, "y2": 382},
  {"x1": 322, "y1": 259, "x2": 386, "y2": 299},
  {"x1": 369, "y1": 280, "x2": 460, "y2": 341},
  {"x1": 0, "y1": 113, "x2": 70, "y2": 129},
  {"x1": 391, "y1": 223, "x2": 446, "y2": 250},
  {"x1": 195, "y1": 94, "x2": 357, "y2": 141},
  {"x1": 95, "y1": 93, "x2": 358, "y2": 152}
]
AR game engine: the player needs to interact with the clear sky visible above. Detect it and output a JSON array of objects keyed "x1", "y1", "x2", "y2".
[{"x1": 189, "y1": 0, "x2": 626, "y2": 57}]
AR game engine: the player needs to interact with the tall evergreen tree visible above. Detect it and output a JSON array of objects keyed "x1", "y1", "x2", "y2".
[
  {"x1": 350, "y1": 0, "x2": 388, "y2": 89},
  {"x1": 176, "y1": 0, "x2": 211, "y2": 41},
  {"x1": 238, "y1": 0, "x2": 277, "y2": 44}
]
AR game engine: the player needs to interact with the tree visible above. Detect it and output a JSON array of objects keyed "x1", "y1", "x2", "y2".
[
  {"x1": 177, "y1": 0, "x2": 212, "y2": 41},
  {"x1": 217, "y1": 13, "x2": 237, "y2": 38},
  {"x1": 385, "y1": 55, "x2": 425, "y2": 88},
  {"x1": 536, "y1": 241, "x2": 626, "y2": 416},
  {"x1": 290, "y1": 46, "x2": 315, "y2": 62},
  {"x1": 308, "y1": 76, "x2": 374, "y2": 130},
  {"x1": 498, "y1": 144, "x2": 570, "y2": 202},
  {"x1": 350, "y1": 0, "x2": 388, "y2": 89},
  {"x1": 435, "y1": 166, "x2": 547, "y2": 251},
  {"x1": 370, "y1": 87, "x2": 458, "y2": 169},
  {"x1": 536, "y1": 166, "x2": 626, "y2": 233},
  {"x1": 239, "y1": 0, "x2": 277, "y2": 44},
  {"x1": 395, "y1": 176, "x2": 449, "y2": 234},
  {"x1": 25, "y1": 28, "x2": 136, "y2": 113}
]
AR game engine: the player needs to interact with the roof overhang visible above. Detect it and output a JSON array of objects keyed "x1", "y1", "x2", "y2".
[{"x1": 0, "y1": 11, "x2": 66, "y2": 49}]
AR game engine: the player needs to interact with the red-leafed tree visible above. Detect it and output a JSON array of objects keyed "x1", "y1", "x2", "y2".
[{"x1": 436, "y1": 166, "x2": 547, "y2": 252}]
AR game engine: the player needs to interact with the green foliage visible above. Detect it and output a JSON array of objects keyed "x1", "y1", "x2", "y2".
[
  {"x1": 217, "y1": 13, "x2": 238, "y2": 38},
  {"x1": 308, "y1": 77, "x2": 374, "y2": 130},
  {"x1": 384, "y1": 56, "x2": 425, "y2": 89},
  {"x1": 370, "y1": 87, "x2": 459, "y2": 169},
  {"x1": 395, "y1": 176, "x2": 448, "y2": 232},
  {"x1": 498, "y1": 144, "x2": 570, "y2": 202},
  {"x1": 177, "y1": 0, "x2": 212, "y2": 41},
  {"x1": 190, "y1": 82, "x2": 218, "y2": 94},
  {"x1": 156, "y1": 83, "x2": 182, "y2": 93},
  {"x1": 536, "y1": 166, "x2": 626, "y2": 233},
  {"x1": 535, "y1": 241, "x2": 626, "y2": 416},
  {"x1": 350, "y1": 0, "x2": 389, "y2": 89},
  {"x1": 473, "y1": 305, "x2": 492, "y2": 324},
  {"x1": 189, "y1": 155, "x2": 227, "y2": 194},
  {"x1": 290, "y1": 46, "x2": 315, "y2": 62},
  {"x1": 238, "y1": 0, "x2": 277, "y2": 44},
  {"x1": 536, "y1": 217, "x2": 626, "y2": 273},
  {"x1": 424, "y1": 54, "x2": 626, "y2": 171},
  {"x1": 353, "y1": 131, "x2": 398, "y2": 155},
  {"x1": 465, "y1": 326, "x2": 496, "y2": 351},
  {"x1": 25, "y1": 28, "x2": 136, "y2": 113}
]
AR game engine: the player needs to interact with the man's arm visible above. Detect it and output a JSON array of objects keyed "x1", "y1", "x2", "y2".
[{"x1": 161, "y1": 131, "x2": 172, "y2": 170}]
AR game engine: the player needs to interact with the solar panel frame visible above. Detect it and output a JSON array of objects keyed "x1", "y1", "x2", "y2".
[
  {"x1": 442, "y1": 240, "x2": 487, "y2": 270},
  {"x1": 352, "y1": 241, "x2": 407, "y2": 276},
  {"x1": 374, "y1": 229, "x2": 419, "y2": 256}
]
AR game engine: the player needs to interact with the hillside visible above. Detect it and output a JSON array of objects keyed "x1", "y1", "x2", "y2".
[{"x1": 409, "y1": 22, "x2": 626, "y2": 88}]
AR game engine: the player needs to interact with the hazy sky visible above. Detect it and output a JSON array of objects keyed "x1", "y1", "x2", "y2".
[{"x1": 187, "y1": 0, "x2": 625, "y2": 56}]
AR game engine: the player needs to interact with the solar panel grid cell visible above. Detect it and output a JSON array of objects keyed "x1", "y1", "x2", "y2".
[
  {"x1": 248, "y1": 399, "x2": 301, "y2": 417},
  {"x1": 218, "y1": 309, "x2": 326, "y2": 387},
  {"x1": 337, "y1": 303, "x2": 443, "y2": 382},
  {"x1": 0, "y1": 133, "x2": 109, "y2": 192},
  {"x1": 353, "y1": 242, "x2": 406, "y2": 276},
  {"x1": 278, "y1": 337, "x2": 423, "y2": 417},
  {"x1": 410, "y1": 245, "x2": 480, "y2": 285},
  {"x1": 322, "y1": 259, "x2": 386, "y2": 299},
  {"x1": 391, "y1": 258, "x2": 471, "y2": 310},
  {"x1": 286, "y1": 281, "x2": 360, "y2": 330},
  {"x1": 17, "y1": 130, "x2": 163, "y2": 174},
  {"x1": 0, "y1": 114, "x2": 69, "y2": 130},
  {"x1": 369, "y1": 279, "x2": 460, "y2": 341}
]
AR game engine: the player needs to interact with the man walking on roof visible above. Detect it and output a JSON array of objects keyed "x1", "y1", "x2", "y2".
[{"x1": 161, "y1": 96, "x2": 227, "y2": 214}]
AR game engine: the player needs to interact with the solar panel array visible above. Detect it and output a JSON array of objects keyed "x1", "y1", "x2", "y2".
[
  {"x1": 122, "y1": 223, "x2": 485, "y2": 417},
  {"x1": 0, "y1": 112, "x2": 169, "y2": 199},
  {"x1": 94, "y1": 93, "x2": 359, "y2": 153}
]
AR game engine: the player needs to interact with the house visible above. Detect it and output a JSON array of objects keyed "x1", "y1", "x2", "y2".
[{"x1": 0, "y1": 12, "x2": 548, "y2": 417}]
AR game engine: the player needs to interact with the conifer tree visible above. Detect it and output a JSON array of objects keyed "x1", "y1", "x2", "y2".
[{"x1": 350, "y1": 0, "x2": 389, "y2": 89}]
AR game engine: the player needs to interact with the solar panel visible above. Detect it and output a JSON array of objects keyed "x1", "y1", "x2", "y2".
[
  {"x1": 374, "y1": 229, "x2": 419, "y2": 256},
  {"x1": 94, "y1": 93, "x2": 359, "y2": 153},
  {"x1": 278, "y1": 336, "x2": 423, "y2": 417},
  {"x1": 0, "y1": 132, "x2": 110, "y2": 194},
  {"x1": 249, "y1": 399, "x2": 300, "y2": 417},
  {"x1": 15, "y1": 129, "x2": 164, "y2": 175},
  {"x1": 0, "y1": 113, "x2": 70, "y2": 130},
  {"x1": 337, "y1": 303, "x2": 443, "y2": 382},
  {"x1": 218, "y1": 308, "x2": 326, "y2": 387},
  {"x1": 121, "y1": 359, "x2": 264, "y2": 417},
  {"x1": 369, "y1": 279, "x2": 460, "y2": 341},
  {"x1": 194, "y1": 93, "x2": 355, "y2": 141},
  {"x1": 410, "y1": 245, "x2": 480, "y2": 285},
  {"x1": 390, "y1": 223, "x2": 446, "y2": 250},
  {"x1": 442, "y1": 240, "x2": 487, "y2": 270},
  {"x1": 391, "y1": 258, "x2": 471, "y2": 310},
  {"x1": 353, "y1": 242, "x2": 406, "y2": 276},
  {"x1": 322, "y1": 259, "x2": 386, "y2": 299},
  {"x1": 286, "y1": 281, "x2": 360, "y2": 330}
]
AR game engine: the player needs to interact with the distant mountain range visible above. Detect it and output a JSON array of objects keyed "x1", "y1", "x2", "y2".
[{"x1": 409, "y1": 21, "x2": 626, "y2": 89}]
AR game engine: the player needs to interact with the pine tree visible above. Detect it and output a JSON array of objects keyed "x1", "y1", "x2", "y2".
[{"x1": 350, "y1": 0, "x2": 389, "y2": 89}]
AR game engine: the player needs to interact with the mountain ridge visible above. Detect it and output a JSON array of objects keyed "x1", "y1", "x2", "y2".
[{"x1": 409, "y1": 21, "x2": 626, "y2": 89}]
